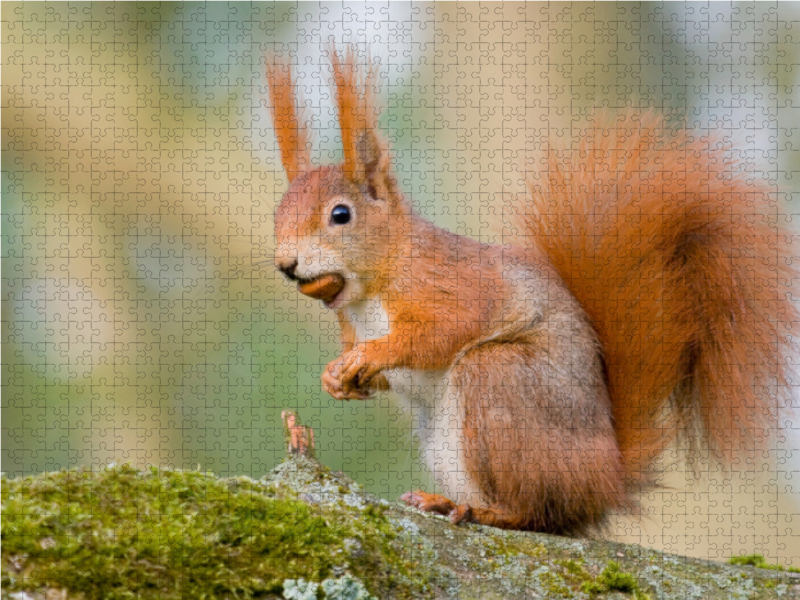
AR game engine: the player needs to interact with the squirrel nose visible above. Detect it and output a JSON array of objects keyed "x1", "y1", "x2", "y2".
[{"x1": 278, "y1": 259, "x2": 299, "y2": 281}]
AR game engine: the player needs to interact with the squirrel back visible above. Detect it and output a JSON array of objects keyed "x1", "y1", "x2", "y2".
[{"x1": 519, "y1": 113, "x2": 799, "y2": 475}]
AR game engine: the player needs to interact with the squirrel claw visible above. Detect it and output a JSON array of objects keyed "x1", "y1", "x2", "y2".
[
  {"x1": 449, "y1": 504, "x2": 473, "y2": 525},
  {"x1": 339, "y1": 346, "x2": 385, "y2": 396},
  {"x1": 322, "y1": 359, "x2": 371, "y2": 400},
  {"x1": 400, "y1": 490, "x2": 458, "y2": 516}
]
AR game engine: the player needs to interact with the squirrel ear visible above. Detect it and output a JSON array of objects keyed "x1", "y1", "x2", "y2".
[
  {"x1": 328, "y1": 46, "x2": 400, "y2": 204},
  {"x1": 266, "y1": 59, "x2": 312, "y2": 183},
  {"x1": 356, "y1": 130, "x2": 392, "y2": 201}
]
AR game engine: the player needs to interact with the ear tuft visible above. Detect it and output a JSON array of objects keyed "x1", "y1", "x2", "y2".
[
  {"x1": 266, "y1": 59, "x2": 312, "y2": 183},
  {"x1": 329, "y1": 46, "x2": 380, "y2": 184},
  {"x1": 329, "y1": 46, "x2": 398, "y2": 204}
]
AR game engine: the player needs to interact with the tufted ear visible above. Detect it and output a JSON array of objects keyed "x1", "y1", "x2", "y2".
[
  {"x1": 266, "y1": 59, "x2": 312, "y2": 183},
  {"x1": 329, "y1": 46, "x2": 380, "y2": 184},
  {"x1": 356, "y1": 129, "x2": 393, "y2": 201}
]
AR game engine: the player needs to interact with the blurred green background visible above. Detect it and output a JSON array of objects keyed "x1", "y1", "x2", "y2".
[{"x1": 3, "y1": 2, "x2": 800, "y2": 565}]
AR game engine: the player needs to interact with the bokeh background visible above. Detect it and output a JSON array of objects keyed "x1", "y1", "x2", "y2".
[{"x1": 4, "y1": 2, "x2": 800, "y2": 566}]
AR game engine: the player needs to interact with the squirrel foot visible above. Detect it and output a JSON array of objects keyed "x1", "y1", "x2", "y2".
[
  {"x1": 403, "y1": 491, "x2": 537, "y2": 530},
  {"x1": 401, "y1": 490, "x2": 473, "y2": 525},
  {"x1": 400, "y1": 490, "x2": 456, "y2": 515}
]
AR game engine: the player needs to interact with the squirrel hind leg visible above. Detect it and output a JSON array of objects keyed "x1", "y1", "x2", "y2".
[
  {"x1": 398, "y1": 490, "x2": 505, "y2": 529},
  {"x1": 451, "y1": 504, "x2": 539, "y2": 530},
  {"x1": 440, "y1": 339, "x2": 627, "y2": 535},
  {"x1": 400, "y1": 491, "x2": 560, "y2": 531}
]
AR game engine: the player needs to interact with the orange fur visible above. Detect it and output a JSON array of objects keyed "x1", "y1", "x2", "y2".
[
  {"x1": 374, "y1": 224, "x2": 497, "y2": 369},
  {"x1": 328, "y1": 45, "x2": 379, "y2": 183},
  {"x1": 520, "y1": 112, "x2": 799, "y2": 473},
  {"x1": 266, "y1": 59, "x2": 311, "y2": 182}
]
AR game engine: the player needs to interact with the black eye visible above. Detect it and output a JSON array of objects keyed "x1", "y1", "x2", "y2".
[{"x1": 331, "y1": 204, "x2": 351, "y2": 225}]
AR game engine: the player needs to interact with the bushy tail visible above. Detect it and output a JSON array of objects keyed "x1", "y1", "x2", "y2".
[{"x1": 519, "y1": 113, "x2": 799, "y2": 474}]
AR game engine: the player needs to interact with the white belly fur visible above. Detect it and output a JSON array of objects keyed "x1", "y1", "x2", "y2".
[{"x1": 343, "y1": 297, "x2": 484, "y2": 506}]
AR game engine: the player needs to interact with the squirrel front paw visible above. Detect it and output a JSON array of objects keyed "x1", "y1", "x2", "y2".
[
  {"x1": 322, "y1": 355, "x2": 372, "y2": 401},
  {"x1": 339, "y1": 345, "x2": 385, "y2": 395}
]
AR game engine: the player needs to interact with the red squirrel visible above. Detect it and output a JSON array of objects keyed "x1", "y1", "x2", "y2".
[{"x1": 268, "y1": 48, "x2": 799, "y2": 535}]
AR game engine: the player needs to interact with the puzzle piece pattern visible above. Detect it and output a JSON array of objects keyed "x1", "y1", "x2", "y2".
[{"x1": 3, "y1": 2, "x2": 799, "y2": 567}]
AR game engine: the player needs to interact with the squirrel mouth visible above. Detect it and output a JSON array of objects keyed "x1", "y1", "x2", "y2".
[{"x1": 297, "y1": 273, "x2": 346, "y2": 308}]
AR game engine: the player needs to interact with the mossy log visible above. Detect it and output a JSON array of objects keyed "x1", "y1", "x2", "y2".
[{"x1": 3, "y1": 454, "x2": 800, "y2": 600}]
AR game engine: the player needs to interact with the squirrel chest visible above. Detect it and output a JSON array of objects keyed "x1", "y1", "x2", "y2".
[{"x1": 342, "y1": 296, "x2": 449, "y2": 432}]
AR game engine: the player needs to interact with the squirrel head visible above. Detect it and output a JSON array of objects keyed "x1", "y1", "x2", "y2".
[{"x1": 269, "y1": 47, "x2": 408, "y2": 309}]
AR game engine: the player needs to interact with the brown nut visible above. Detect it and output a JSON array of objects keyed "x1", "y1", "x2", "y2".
[{"x1": 297, "y1": 273, "x2": 345, "y2": 303}]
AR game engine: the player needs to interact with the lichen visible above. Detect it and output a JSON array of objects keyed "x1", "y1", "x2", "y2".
[
  {"x1": 321, "y1": 575, "x2": 378, "y2": 600},
  {"x1": 282, "y1": 578, "x2": 320, "y2": 600},
  {"x1": 282, "y1": 576, "x2": 376, "y2": 600}
]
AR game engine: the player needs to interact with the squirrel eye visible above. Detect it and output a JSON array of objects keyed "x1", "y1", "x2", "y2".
[{"x1": 330, "y1": 204, "x2": 351, "y2": 225}]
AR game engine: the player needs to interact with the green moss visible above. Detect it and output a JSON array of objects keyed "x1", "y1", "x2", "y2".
[
  {"x1": 730, "y1": 555, "x2": 768, "y2": 567},
  {"x1": 580, "y1": 562, "x2": 651, "y2": 600},
  {"x1": 1, "y1": 464, "x2": 425, "y2": 600},
  {"x1": 551, "y1": 558, "x2": 593, "y2": 597},
  {"x1": 728, "y1": 554, "x2": 800, "y2": 573},
  {"x1": 537, "y1": 569, "x2": 572, "y2": 598},
  {"x1": 556, "y1": 558, "x2": 591, "y2": 583},
  {"x1": 5, "y1": 460, "x2": 797, "y2": 600},
  {"x1": 530, "y1": 543, "x2": 547, "y2": 558}
]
